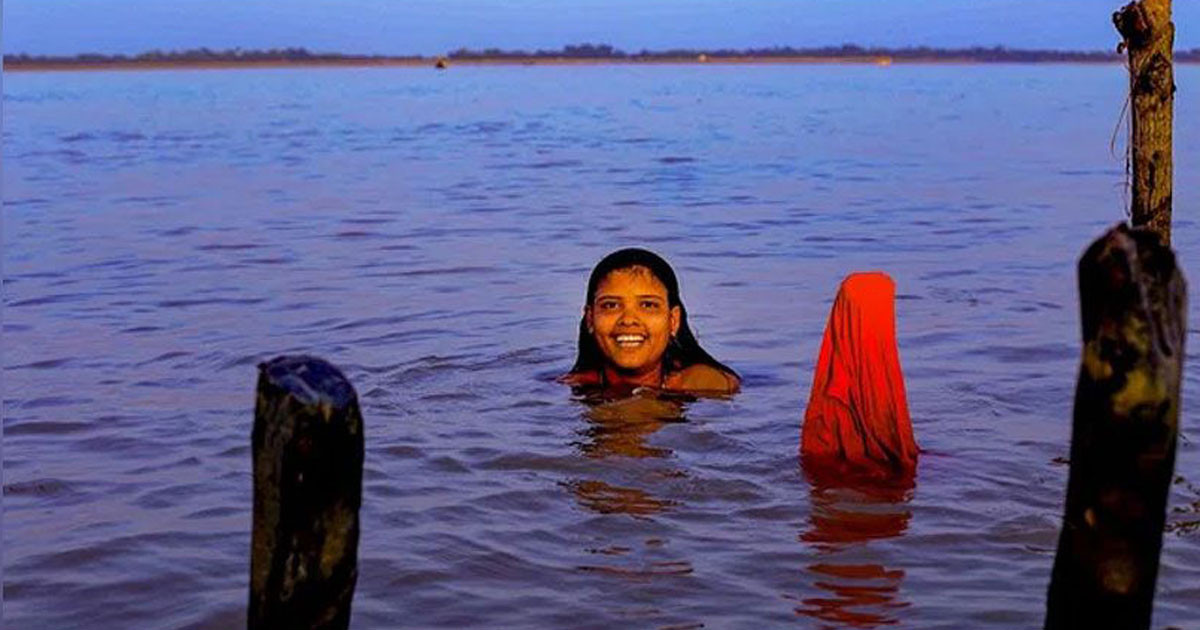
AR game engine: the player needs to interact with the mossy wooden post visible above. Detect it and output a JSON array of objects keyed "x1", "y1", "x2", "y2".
[
  {"x1": 250, "y1": 356, "x2": 364, "y2": 630},
  {"x1": 1114, "y1": 0, "x2": 1174, "y2": 244},
  {"x1": 1044, "y1": 225, "x2": 1186, "y2": 629}
]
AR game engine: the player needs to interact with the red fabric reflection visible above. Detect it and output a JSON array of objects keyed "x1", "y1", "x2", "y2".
[
  {"x1": 796, "y1": 460, "x2": 915, "y2": 628},
  {"x1": 802, "y1": 272, "x2": 918, "y2": 470},
  {"x1": 795, "y1": 562, "x2": 909, "y2": 628},
  {"x1": 800, "y1": 461, "x2": 915, "y2": 547}
]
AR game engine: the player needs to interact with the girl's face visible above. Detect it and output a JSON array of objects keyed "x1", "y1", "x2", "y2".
[{"x1": 586, "y1": 266, "x2": 681, "y2": 376}]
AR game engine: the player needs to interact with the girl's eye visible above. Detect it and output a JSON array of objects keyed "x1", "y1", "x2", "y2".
[
  {"x1": 598, "y1": 300, "x2": 620, "y2": 310},
  {"x1": 640, "y1": 300, "x2": 660, "y2": 310}
]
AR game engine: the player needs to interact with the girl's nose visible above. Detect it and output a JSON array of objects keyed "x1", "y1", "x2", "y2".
[{"x1": 617, "y1": 306, "x2": 639, "y2": 324}]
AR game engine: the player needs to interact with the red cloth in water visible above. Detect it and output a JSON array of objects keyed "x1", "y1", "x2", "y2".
[{"x1": 802, "y1": 272, "x2": 918, "y2": 469}]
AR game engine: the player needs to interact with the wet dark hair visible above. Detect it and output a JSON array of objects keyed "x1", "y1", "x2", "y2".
[{"x1": 568, "y1": 248, "x2": 738, "y2": 378}]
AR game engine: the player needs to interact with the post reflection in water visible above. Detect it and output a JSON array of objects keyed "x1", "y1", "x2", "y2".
[{"x1": 794, "y1": 459, "x2": 916, "y2": 628}]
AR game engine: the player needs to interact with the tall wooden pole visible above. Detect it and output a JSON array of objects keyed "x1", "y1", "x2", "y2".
[
  {"x1": 1044, "y1": 225, "x2": 1186, "y2": 629},
  {"x1": 249, "y1": 356, "x2": 364, "y2": 630},
  {"x1": 1114, "y1": 0, "x2": 1175, "y2": 244}
]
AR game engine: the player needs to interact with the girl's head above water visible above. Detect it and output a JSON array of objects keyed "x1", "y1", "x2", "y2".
[{"x1": 565, "y1": 248, "x2": 739, "y2": 394}]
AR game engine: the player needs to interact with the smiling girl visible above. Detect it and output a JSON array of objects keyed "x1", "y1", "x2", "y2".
[{"x1": 561, "y1": 248, "x2": 740, "y2": 395}]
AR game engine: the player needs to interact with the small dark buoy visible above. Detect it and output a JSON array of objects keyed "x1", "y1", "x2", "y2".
[{"x1": 435, "y1": 57, "x2": 448, "y2": 69}]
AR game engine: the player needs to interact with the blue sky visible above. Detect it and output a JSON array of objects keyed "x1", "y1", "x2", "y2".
[{"x1": 6, "y1": 0, "x2": 1199, "y2": 56}]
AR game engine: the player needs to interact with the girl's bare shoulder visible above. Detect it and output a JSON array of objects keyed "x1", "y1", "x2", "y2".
[
  {"x1": 665, "y1": 364, "x2": 740, "y2": 395},
  {"x1": 558, "y1": 371, "x2": 601, "y2": 386}
]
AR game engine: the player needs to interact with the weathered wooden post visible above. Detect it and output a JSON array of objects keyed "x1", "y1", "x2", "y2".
[
  {"x1": 1044, "y1": 224, "x2": 1186, "y2": 629},
  {"x1": 1114, "y1": 0, "x2": 1175, "y2": 243},
  {"x1": 249, "y1": 356, "x2": 364, "y2": 630}
]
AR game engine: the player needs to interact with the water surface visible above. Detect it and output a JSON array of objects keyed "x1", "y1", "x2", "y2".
[{"x1": 5, "y1": 63, "x2": 1200, "y2": 628}]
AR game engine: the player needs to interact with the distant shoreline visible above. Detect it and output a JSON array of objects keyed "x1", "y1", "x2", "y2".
[
  {"x1": 7, "y1": 56, "x2": 1187, "y2": 73},
  {"x1": 8, "y1": 45, "x2": 1199, "y2": 72}
]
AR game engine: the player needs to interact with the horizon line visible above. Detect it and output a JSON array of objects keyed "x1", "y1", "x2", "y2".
[{"x1": 8, "y1": 43, "x2": 1200, "y2": 59}]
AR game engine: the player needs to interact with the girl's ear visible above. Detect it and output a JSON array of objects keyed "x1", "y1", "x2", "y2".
[
  {"x1": 670, "y1": 306, "x2": 681, "y2": 336},
  {"x1": 585, "y1": 306, "x2": 594, "y2": 333}
]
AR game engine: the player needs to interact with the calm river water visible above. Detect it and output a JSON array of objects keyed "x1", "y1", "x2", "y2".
[{"x1": 4, "y1": 63, "x2": 1200, "y2": 629}]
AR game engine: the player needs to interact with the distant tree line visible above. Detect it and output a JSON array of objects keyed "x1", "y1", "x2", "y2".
[
  {"x1": 446, "y1": 43, "x2": 1200, "y2": 62},
  {"x1": 6, "y1": 44, "x2": 1200, "y2": 66},
  {"x1": 447, "y1": 43, "x2": 623, "y2": 59},
  {"x1": 3, "y1": 47, "x2": 421, "y2": 65}
]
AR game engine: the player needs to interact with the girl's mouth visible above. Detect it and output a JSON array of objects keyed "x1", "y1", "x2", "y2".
[{"x1": 614, "y1": 333, "x2": 647, "y2": 348}]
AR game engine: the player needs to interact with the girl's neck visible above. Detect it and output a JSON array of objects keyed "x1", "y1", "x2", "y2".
[{"x1": 601, "y1": 363, "x2": 664, "y2": 389}]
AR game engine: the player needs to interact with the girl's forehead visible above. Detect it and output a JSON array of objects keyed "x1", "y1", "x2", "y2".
[{"x1": 596, "y1": 266, "x2": 667, "y2": 294}]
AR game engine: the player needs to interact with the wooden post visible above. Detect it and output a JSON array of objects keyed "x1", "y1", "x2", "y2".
[
  {"x1": 249, "y1": 356, "x2": 365, "y2": 630},
  {"x1": 1114, "y1": 0, "x2": 1175, "y2": 244},
  {"x1": 1044, "y1": 224, "x2": 1186, "y2": 629}
]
